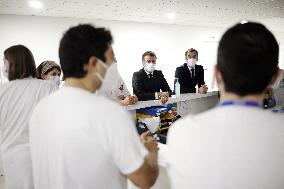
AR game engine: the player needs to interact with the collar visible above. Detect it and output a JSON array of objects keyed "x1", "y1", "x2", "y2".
[
  {"x1": 186, "y1": 63, "x2": 195, "y2": 71},
  {"x1": 219, "y1": 100, "x2": 261, "y2": 108}
]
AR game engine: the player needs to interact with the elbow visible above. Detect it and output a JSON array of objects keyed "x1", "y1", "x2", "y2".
[
  {"x1": 139, "y1": 169, "x2": 159, "y2": 189},
  {"x1": 148, "y1": 169, "x2": 159, "y2": 188}
]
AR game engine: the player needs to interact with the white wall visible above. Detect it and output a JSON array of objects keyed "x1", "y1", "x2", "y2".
[{"x1": 0, "y1": 15, "x2": 284, "y2": 92}]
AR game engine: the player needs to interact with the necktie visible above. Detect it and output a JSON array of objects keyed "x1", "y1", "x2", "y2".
[{"x1": 191, "y1": 68, "x2": 195, "y2": 77}]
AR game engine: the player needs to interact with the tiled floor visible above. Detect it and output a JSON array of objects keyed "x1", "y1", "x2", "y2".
[{"x1": 0, "y1": 176, "x2": 5, "y2": 189}]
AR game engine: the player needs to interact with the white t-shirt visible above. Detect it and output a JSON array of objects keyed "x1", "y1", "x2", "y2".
[
  {"x1": 29, "y1": 86, "x2": 148, "y2": 189},
  {"x1": 167, "y1": 105, "x2": 284, "y2": 189},
  {"x1": 0, "y1": 78, "x2": 57, "y2": 189}
]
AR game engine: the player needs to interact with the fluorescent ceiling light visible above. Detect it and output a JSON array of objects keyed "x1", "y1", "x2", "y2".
[
  {"x1": 241, "y1": 20, "x2": 248, "y2": 24},
  {"x1": 29, "y1": 0, "x2": 43, "y2": 9},
  {"x1": 166, "y1": 12, "x2": 176, "y2": 20}
]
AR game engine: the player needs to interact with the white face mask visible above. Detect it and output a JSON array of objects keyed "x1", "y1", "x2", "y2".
[
  {"x1": 50, "y1": 75, "x2": 61, "y2": 86},
  {"x1": 2, "y1": 64, "x2": 8, "y2": 78},
  {"x1": 96, "y1": 60, "x2": 121, "y2": 95},
  {"x1": 144, "y1": 63, "x2": 155, "y2": 73},
  {"x1": 187, "y1": 58, "x2": 197, "y2": 68}
]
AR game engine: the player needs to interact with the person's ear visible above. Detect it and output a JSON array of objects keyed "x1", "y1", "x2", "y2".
[
  {"x1": 214, "y1": 65, "x2": 223, "y2": 85},
  {"x1": 86, "y1": 56, "x2": 98, "y2": 73}
]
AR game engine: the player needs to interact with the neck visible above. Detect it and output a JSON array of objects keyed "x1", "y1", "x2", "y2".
[
  {"x1": 220, "y1": 91, "x2": 264, "y2": 105},
  {"x1": 64, "y1": 77, "x2": 98, "y2": 93}
]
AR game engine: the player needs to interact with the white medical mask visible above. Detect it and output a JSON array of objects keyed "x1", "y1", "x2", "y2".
[
  {"x1": 2, "y1": 64, "x2": 8, "y2": 78},
  {"x1": 96, "y1": 60, "x2": 121, "y2": 95},
  {"x1": 144, "y1": 63, "x2": 155, "y2": 73},
  {"x1": 50, "y1": 75, "x2": 61, "y2": 86},
  {"x1": 187, "y1": 58, "x2": 197, "y2": 68}
]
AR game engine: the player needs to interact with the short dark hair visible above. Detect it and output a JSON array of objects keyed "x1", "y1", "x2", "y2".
[
  {"x1": 142, "y1": 51, "x2": 157, "y2": 61},
  {"x1": 185, "y1": 48, "x2": 198, "y2": 59},
  {"x1": 59, "y1": 24, "x2": 113, "y2": 78},
  {"x1": 217, "y1": 22, "x2": 279, "y2": 96},
  {"x1": 4, "y1": 45, "x2": 37, "y2": 81}
]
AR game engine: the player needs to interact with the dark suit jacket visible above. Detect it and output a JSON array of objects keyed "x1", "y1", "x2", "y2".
[
  {"x1": 174, "y1": 63, "x2": 205, "y2": 94},
  {"x1": 132, "y1": 69, "x2": 172, "y2": 101}
]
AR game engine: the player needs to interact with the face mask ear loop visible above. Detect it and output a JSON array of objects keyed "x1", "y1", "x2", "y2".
[
  {"x1": 96, "y1": 72, "x2": 104, "y2": 82},
  {"x1": 96, "y1": 59, "x2": 109, "y2": 82}
]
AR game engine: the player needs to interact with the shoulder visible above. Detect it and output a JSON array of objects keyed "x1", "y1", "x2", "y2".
[
  {"x1": 263, "y1": 111, "x2": 284, "y2": 125},
  {"x1": 18, "y1": 78, "x2": 55, "y2": 87},
  {"x1": 93, "y1": 95, "x2": 129, "y2": 114},
  {"x1": 176, "y1": 63, "x2": 187, "y2": 71},
  {"x1": 155, "y1": 70, "x2": 162, "y2": 74},
  {"x1": 155, "y1": 69, "x2": 166, "y2": 75},
  {"x1": 33, "y1": 79, "x2": 59, "y2": 92},
  {"x1": 167, "y1": 115, "x2": 197, "y2": 148},
  {"x1": 30, "y1": 89, "x2": 58, "y2": 120},
  {"x1": 0, "y1": 78, "x2": 56, "y2": 92},
  {"x1": 168, "y1": 115, "x2": 195, "y2": 136},
  {"x1": 153, "y1": 70, "x2": 165, "y2": 78},
  {"x1": 195, "y1": 64, "x2": 204, "y2": 70},
  {"x1": 133, "y1": 69, "x2": 144, "y2": 76},
  {"x1": 0, "y1": 81, "x2": 11, "y2": 91},
  {"x1": 91, "y1": 95, "x2": 134, "y2": 125},
  {"x1": 36, "y1": 79, "x2": 57, "y2": 87}
]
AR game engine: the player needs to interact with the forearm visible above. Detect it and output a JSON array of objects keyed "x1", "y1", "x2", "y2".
[
  {"x1": 144, "y1": 152, "x2": 159, "y2": 187},
  {"x1": 127, "y1": 152, "x2": 159, "y2": 189},
  {"x1": 136, "y1": 92, "x2": 156, "y2": 101},
  {"x1": 146, "y1": 151, "x2": 158, "y2": 168}
]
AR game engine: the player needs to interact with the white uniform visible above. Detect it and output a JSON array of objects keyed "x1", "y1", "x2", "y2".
[
  {"x1": 29, "y1": 86, "x2": 148, "y2": 189},
  {"x1": 167, "y1": 105, "x2": 284, "y2": 189},
  {"x1": 97, "y1": 75, "x2": 131, "y2": 101},
  {"x1": 0, "y1": 78, "x2": 57, "y2": 189}
]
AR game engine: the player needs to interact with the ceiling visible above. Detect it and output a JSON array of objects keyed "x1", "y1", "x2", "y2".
[{"x1": 0, "y1": 0, "x2": 284, "y2": 31}]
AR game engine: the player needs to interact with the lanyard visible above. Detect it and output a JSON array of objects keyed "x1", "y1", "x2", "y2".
[{"x1": 219, "y1": 100, "x2": 261, "y2": 108}]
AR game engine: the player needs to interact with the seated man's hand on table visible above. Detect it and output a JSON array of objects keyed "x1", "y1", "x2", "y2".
[
  {"x1": 132, "y1": 95, "x2": 138, "y2": 104},
  {"x1": 198, "y1": 85, "x2": 208, "y2": 94},
  {"x1": 157, "y1": 92, "x2": 169, "y2": 104},
  {"x1": 119, "y1": 95, "x2": 138, "y2": 106}
]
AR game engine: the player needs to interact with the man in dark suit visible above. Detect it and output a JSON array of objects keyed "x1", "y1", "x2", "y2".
[
  {"x1": 175, "y1": 48, "x2": 208, "y2": 94},
  {"x1": 132, "y1": 51, "x2": 172, "y2": 104}
]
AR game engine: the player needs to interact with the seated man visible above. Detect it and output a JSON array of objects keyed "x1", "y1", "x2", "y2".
[
  {"x1": 132, "y1": 51, "x2": 172, "y2": 104},
  {"x1": 167, "y1": 22, "x2": 284, "y2": 189},
  {"x1": 174, "y1": 48, "x2": 208, "y2": 94}
]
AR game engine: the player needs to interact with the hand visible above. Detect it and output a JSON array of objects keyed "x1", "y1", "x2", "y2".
[
  {"x1": 132, "y1": 95, "x2": 138, "y2": 104},
  {"x1": 198, "y1": 85, "x2": 208, "y2": 94},
  {"x1": 160, "y1": 96, "x2": 169, "y2": 104},
  {"x1": 157, "y1": 92, "x2": 169, "y2": 98},
  {"x1": 119, "y1": 96, "x2": 136, "y2": 106},
  {"x1": 140, "y1": 131, "x2": 158, "y2": 153},
  {"x1": 157, "y1": 92, "x2": 169, "y2": 104}
]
